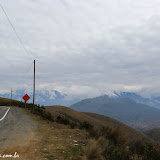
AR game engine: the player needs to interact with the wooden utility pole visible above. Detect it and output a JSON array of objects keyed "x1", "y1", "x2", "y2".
[
  {"x1": 33, "y1": 60, "x2": 35, "y2": 113},
  {"x1": 10, "y1": 88, "x2": 12, "y2": 106},
  {"x1": 11, "y1": 88, "x2": 12, "y2": 99}
]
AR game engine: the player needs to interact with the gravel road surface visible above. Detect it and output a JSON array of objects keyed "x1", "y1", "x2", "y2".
[{"x1": 0, "y1": 106, "x2": 38, "y2": 151}]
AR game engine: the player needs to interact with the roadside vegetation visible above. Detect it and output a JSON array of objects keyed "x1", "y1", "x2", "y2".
[{"x1": 32, "y1": 106, "x2": 160, "y2": 160}]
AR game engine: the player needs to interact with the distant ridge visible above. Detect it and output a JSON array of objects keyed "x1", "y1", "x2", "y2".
[
  {"x1": 1, "y1": 89, "x2": 160, "y2": 108},
  {"x1": 0, "y1": 89, "x2": 79, "y2": 106},
  {"x1": 70, "y1": 96, "x2": 160, "y2": 130},
  {"x1": 106, "y1": 91, "x2": 160, "y2": 109}
]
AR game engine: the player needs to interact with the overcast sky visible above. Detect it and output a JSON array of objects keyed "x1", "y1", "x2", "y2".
[{"x1": 1, "y1": 0, "x2": 160, "y2": 98}]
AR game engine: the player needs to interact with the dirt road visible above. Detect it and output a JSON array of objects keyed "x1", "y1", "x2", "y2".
[{"x1": 0, "y1": 106, "x2": 40, "y2": 159}]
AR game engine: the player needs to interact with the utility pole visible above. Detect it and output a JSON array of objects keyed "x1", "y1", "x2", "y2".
[
  {"x1": 10, "y1": 88, "x2": 12, "y2": 106},
  {"x1": 11, "y1": 88, "x2": 12, "y2": 99},
  {"x1": 33, "y1": 60, "x2": 35, "y2": 113}
]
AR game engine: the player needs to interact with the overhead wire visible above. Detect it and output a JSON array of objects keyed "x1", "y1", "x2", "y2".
[
  {"x1": 0, "y1": 2, "x2": 36, "y2": 96},
  {"x1": 24, "y1": 61, "x2": 34, "y2": 82},
  {"x1": 1, "y1": 2, "x2": 43, "y2": 79},
  {"x1": 23, "y1": 61, "x2": 34, "y2": 97},
  {"x1": 0, "y1": 3, "x2": 42, "y2": 76},
  {"x1": 0, "y1": 2, "x2": 33, "y2": 61}
]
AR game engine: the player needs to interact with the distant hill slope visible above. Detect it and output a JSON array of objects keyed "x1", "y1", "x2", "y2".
[
  {"x1": 70, "y1": 96, "x2": 160, "y2": 130},
  {"x1": 45, "y1": 105, "x2": 153, "y2": 144},
  {"x1": 0, "y1": 97, "x2": 34, "y2": 109},
  {"x1": 0, "y1": 97, "x2": 23, "y2": 106},
  {"x1": 143, "y1": 128, "x2": 160, "y2": 142}
]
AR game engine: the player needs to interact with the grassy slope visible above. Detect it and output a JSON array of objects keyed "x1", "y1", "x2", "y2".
[
  {"x1": 45, "y1": 105, "x2": 153, "y2": 144},
  {"x1": 29, "y1": 112, "x2": 87, "y2": 160},
  {"x1": 143, "y1": 128, "x2": 160, "y2": 142},
  {"x1": 0, "y1": 97, "x2": 21, "y2": 102},
  {"x1": 0, "y1": 97, "x2": 24, "y2": 106},
  {"x1": 83, "y1": 112, "x2": 153, "y2": 143}
]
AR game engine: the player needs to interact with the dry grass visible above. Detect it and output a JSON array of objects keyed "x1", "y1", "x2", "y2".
[
  {"x1": 0, "y1": 97, "x2": 22, "y2": 103},
  {"x1": 76, "y1": 139, "x2": 105, "y2": 160},
  {"x1": 45, "y1": 106, "x2": 153, "y2": 144},
  {"x1": 26, "y1": 111, "x2": 87, "y2": 160}
]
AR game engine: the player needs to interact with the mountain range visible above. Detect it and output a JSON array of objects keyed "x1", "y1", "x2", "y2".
[
  {"x1": 109, "y1": 91, "x2": 160, "y2": 109},
  {"x1": 1, "y1": 89, "x2": 160, "y2": 109},
  {"x1": 1, "y1": 89, "x2": 160, "y2": 130},
  {"x1": 0, "y1": 89, "x2": 79, "y2": 106},
  {"x1": 70, "y1": 95, "x2": 160, "y2": 130}
]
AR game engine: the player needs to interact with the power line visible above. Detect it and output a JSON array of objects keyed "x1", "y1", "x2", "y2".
[
  {"x1": 25, "y1": 61, "x2": 34, "y2": 75},
  {"x1": 0, "y1": 2, "x2": 36, "y2": 86},
  {"x1": 24, "y1": 61, "x2": 34, "y2": 83},
  {"x1": 22, "y1": 61, "x2": 34, "y2": 94},
  {"x1": 0, "y1": 2, "x2": 33, "y2": 60}
]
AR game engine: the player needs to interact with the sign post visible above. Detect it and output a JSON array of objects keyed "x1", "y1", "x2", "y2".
[
  {"x1": 33, "y1": 60, "x2": 35, "y2": 113},
  {"x1": 23, "y1": 94, "x2": 30, "y2": 109}
]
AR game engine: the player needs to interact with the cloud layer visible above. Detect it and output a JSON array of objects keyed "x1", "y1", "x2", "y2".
[{"x1": 1, "y1": 0, "x2": 160, "y2": 98}]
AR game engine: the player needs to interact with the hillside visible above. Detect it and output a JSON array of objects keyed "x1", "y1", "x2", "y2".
[
  {"x1": 143, "y1": 128, "x2": 160, "y2": 142},
  {"x1": 70, "y1": 96, "x2": 160, "y2": 130},
  {"x1": 0, "y1": 97, "x2": 24, "y2": 106},
  {"x1": 45, "y1": 105, "x2": 153, "y2": 144}
]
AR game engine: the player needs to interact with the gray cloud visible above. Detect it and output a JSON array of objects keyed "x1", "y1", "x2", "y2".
[{"x1": 1, "y1": 0, "x2": 160, "y2": 98}]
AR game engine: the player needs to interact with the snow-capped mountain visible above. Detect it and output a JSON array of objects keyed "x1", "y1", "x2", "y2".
[
  {"x1": 1, "y1": 89, "x2": 160, "y2": 108},
  {"x1": 104, "y1": 91, "x2": 160, "y2": 109},
  {"x1": 0, "y1": 89, "x2": 81, "y2": 106}
]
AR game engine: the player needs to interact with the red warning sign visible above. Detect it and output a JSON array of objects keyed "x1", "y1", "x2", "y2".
[{"x1": 23, "y1": 94, "x2": 30, "y2": 102}]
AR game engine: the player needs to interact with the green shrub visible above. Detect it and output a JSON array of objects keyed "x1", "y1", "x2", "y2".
[
  {"x1": 104, "y1": 144, "x2": 130, "y2": 160},
  {"x1": 44, "y1": 112, "x2": 54, "y2": 121},
  {"x1": 100, "y1": 126, "x2": 113, "y2": 139},
  {"x1": 79, "y1": 121, "x2": 93, "y2": 130},
  {"x1": 70, "y1": 122, "x2": 77, "y2": 129},
  {"x1": 55, "y1": 115, "x2": 70, "y2": 125}
]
